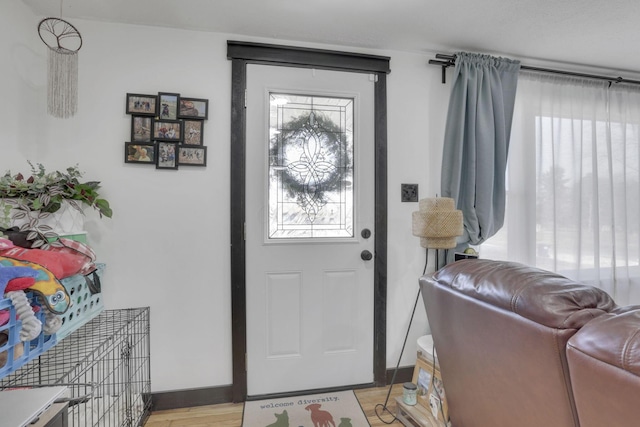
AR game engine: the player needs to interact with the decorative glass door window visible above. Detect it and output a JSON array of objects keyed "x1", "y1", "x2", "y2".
[{"x1": 268, "y1": 93, "x2": 354, "y2": 239}]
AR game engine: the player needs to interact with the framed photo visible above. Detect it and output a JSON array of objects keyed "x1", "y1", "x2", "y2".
[
  {"x1": 152, "y1": 119, "x2": 182, "y2": 142},
  {"x1": 412, "y1": 355, "x2": 449, "y2": 422},
  {"x1": 178, "y1": 97, "x2": 208, "y2": 120},
  {"x1": 158, "y1": 92, "x2": 180, "y2": 120},
  {"x1": 131, "y1": 115, "x2": 152, "y2": 142},
  {"x1": 179, "y1": 145, "x2": 207, "y2": 166},
  {"x1": 157, "y1": 142, "x2": 179, "y2": 169},
  {"x1": 183, "y1": 119, "x2": 204, "y2": 145},
  {"x1": 125, "y1": 142, "x2": 156, "y2": 164},
  {"x1": 126, "y1": 93, "x2": 157, "y2": 116}
]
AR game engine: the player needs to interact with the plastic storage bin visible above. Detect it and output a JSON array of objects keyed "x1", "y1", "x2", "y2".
[
  {"x1": 0, "y1": 291, "x2": 57, "y2": 378},
  {"x1": 56, "y1": 263, "x2": 105, "y2": 340}
]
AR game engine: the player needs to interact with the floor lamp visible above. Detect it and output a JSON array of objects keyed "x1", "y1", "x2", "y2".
[
  {"x1": 375, "y1": 197, "x2": 463, "y2": 423},
  {"x1": 412, "y1": 197, "x2": 464, "y2": 267}
]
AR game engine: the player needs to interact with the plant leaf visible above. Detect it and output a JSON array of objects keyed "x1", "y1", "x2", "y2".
[
  {"x1": 67, "y1": 199, "x2": 83, "y2": 212},
  {"x1": 95, "y1": 199, "x2": 113, "y2": 218}
]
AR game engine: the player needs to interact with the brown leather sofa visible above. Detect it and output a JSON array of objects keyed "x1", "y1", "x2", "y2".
[
  {"x1": 419, "y1": 259, "x2": 618, "y2": 427},
  {"x1": 566, "y1": 307, "x2": 640, "y2": 427}
]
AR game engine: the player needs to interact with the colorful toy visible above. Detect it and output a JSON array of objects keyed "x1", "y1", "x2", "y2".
[
  {"x1": 0, "y1": 241, "x2": 69, "y2": 342},
  {"x1": 0, "y1": 246, "x2": 89, "y2": 280},
  {"x1": 0, "y1": 265, "x2": 38, "y2": 295},
  {"x1": 0, "y1": 257, "x2": 70, "y2": 315},
  {"x1": 0, "y1": 262, "x2": 41, "y2": 341},
  {"x1": 44, "y1": 237, "x2": 97, "y2": 276},
  {"x1": 6, "y1": 290, "x2": 41, "y2": 341}
]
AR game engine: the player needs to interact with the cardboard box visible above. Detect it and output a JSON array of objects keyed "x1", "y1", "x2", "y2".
[{"x1": 413, "y1": 336, "x2": 449, "y2": 424}]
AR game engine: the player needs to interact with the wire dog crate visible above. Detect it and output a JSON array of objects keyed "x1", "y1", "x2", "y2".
[{"x1": 0, "y1": 308, "x2": 151, "y2": 427}]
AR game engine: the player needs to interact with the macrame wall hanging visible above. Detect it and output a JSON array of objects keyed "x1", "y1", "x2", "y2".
[{"x1": 37, "y1": 3, "x2": 82, "y2": 119}]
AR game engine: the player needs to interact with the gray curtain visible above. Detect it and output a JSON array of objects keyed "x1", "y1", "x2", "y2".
[{"x1": 441, "y1": 52, "x2": 520, "y2": 257}]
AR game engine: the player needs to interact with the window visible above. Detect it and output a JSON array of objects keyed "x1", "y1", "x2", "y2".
[
  {"x1": 482, "y1": 73, "x2": 640, "y2": 304},
  {"x1": 268, "y1": 93, "x2": 354, "y2": 239}
]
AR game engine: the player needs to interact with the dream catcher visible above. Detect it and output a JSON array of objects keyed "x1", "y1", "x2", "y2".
[{"x1": 37, "y1": 3, "x2": 82, "y2": 119}]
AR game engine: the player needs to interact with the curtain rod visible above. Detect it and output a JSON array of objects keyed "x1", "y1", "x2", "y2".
[{"x1": 429, "y1": 53, "x2": 640, "y2": 86}]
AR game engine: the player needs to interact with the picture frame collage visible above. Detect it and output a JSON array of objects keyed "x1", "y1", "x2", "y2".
[{"x1": 125, "y1": 92, "x2": 209, "y2": 169}]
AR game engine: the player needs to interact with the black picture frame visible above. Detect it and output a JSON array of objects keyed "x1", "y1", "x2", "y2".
[
  {"x1": 126, "y1": 93, "x2": 157, "y2": 116},
  {"x1": 152, "y1": 119, "x2": 183, "y2": 142},
  {"x1": 182, "y1": 119, "x2": 204, "y2": 145},
  {"x1": 131, "y1": 115, "x2": 153, "y2": 142},
  {"x1": 178, "y1": 145, "x2": 207, "y2": 167},
  {"x1": 157, "y1": 142, "x2": 179, "y2": 169},
  {"x1": 178, "y1": 97, "x2": 208, "y2": 120},
  {"x1": 158, "y1": 92, "x2": 180, "y2": 120},
  {"x1": 125, "y1": 142, "x2": 156, "y2": 164}
]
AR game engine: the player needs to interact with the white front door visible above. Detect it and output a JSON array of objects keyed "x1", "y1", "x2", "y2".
[{"x1": 246, "y1": 64, "x2": 376, "y2": 396}]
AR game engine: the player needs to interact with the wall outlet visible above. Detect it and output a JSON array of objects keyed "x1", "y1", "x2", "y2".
[{"x1": 401, "y1": 184, "x2": 419, "y2": 202}]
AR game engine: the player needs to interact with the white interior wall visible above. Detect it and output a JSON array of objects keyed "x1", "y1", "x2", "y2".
[
  {"x1": 1, "y1": 1, "x2": 47, "y2": 162},
  {"x1": 3, "y1": 3, "x2": 451, "y2": 392}
]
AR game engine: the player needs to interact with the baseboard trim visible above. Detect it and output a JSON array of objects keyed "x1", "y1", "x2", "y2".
[
  {"x1": 386, "y1": 365, "x2": 415, "y2": 385},
  {"x1": 151, "y1": 385, "x2": 233, "y2": 411},
  {"x1": 151, "y1": 366, "x2": 414, "y2": 410}
]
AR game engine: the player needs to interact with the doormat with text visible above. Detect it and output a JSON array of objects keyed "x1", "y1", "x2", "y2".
[{"x1": 242, "y1": 390, "x2": 370, "y2": 426}]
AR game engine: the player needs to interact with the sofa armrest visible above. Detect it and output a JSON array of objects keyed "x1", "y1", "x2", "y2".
[{"x1": 567, "y1": 308, "x2": 640, "y2": 427}]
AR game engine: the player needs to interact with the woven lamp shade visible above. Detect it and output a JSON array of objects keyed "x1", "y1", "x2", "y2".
[{"x1": 412, "y1": 197, "x2": 463, "y2": 249}]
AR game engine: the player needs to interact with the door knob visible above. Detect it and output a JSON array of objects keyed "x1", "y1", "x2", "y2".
[
  {"x1": 361, "y1": 250, "x2": 373, "y2": 261},
  {"x1": 361, "y1": 228, "x2": 372, "y2": 239}
]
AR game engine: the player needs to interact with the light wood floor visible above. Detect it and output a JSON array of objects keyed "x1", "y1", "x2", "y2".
[{"x1": 144, "y1": 384, "x2": 405, "y2": 426}]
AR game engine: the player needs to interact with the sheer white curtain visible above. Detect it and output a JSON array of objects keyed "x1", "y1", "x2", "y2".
[{"x1": 482, "y1": 72, "x2": 640, "y2": 305}]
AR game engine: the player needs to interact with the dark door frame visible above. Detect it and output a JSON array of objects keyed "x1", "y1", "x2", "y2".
[{"x1": 227, "y1": 40, "x2": 390, "y2": 402}]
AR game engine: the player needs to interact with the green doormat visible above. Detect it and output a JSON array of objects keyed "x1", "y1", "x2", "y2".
[{"x1": 242, "y1": 390, "x2": 370, "y2": 426}]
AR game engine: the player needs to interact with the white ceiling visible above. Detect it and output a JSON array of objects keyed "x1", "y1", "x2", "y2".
[{"x1": 22, "y1": 0, "x2": 640, "y2": 76}]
